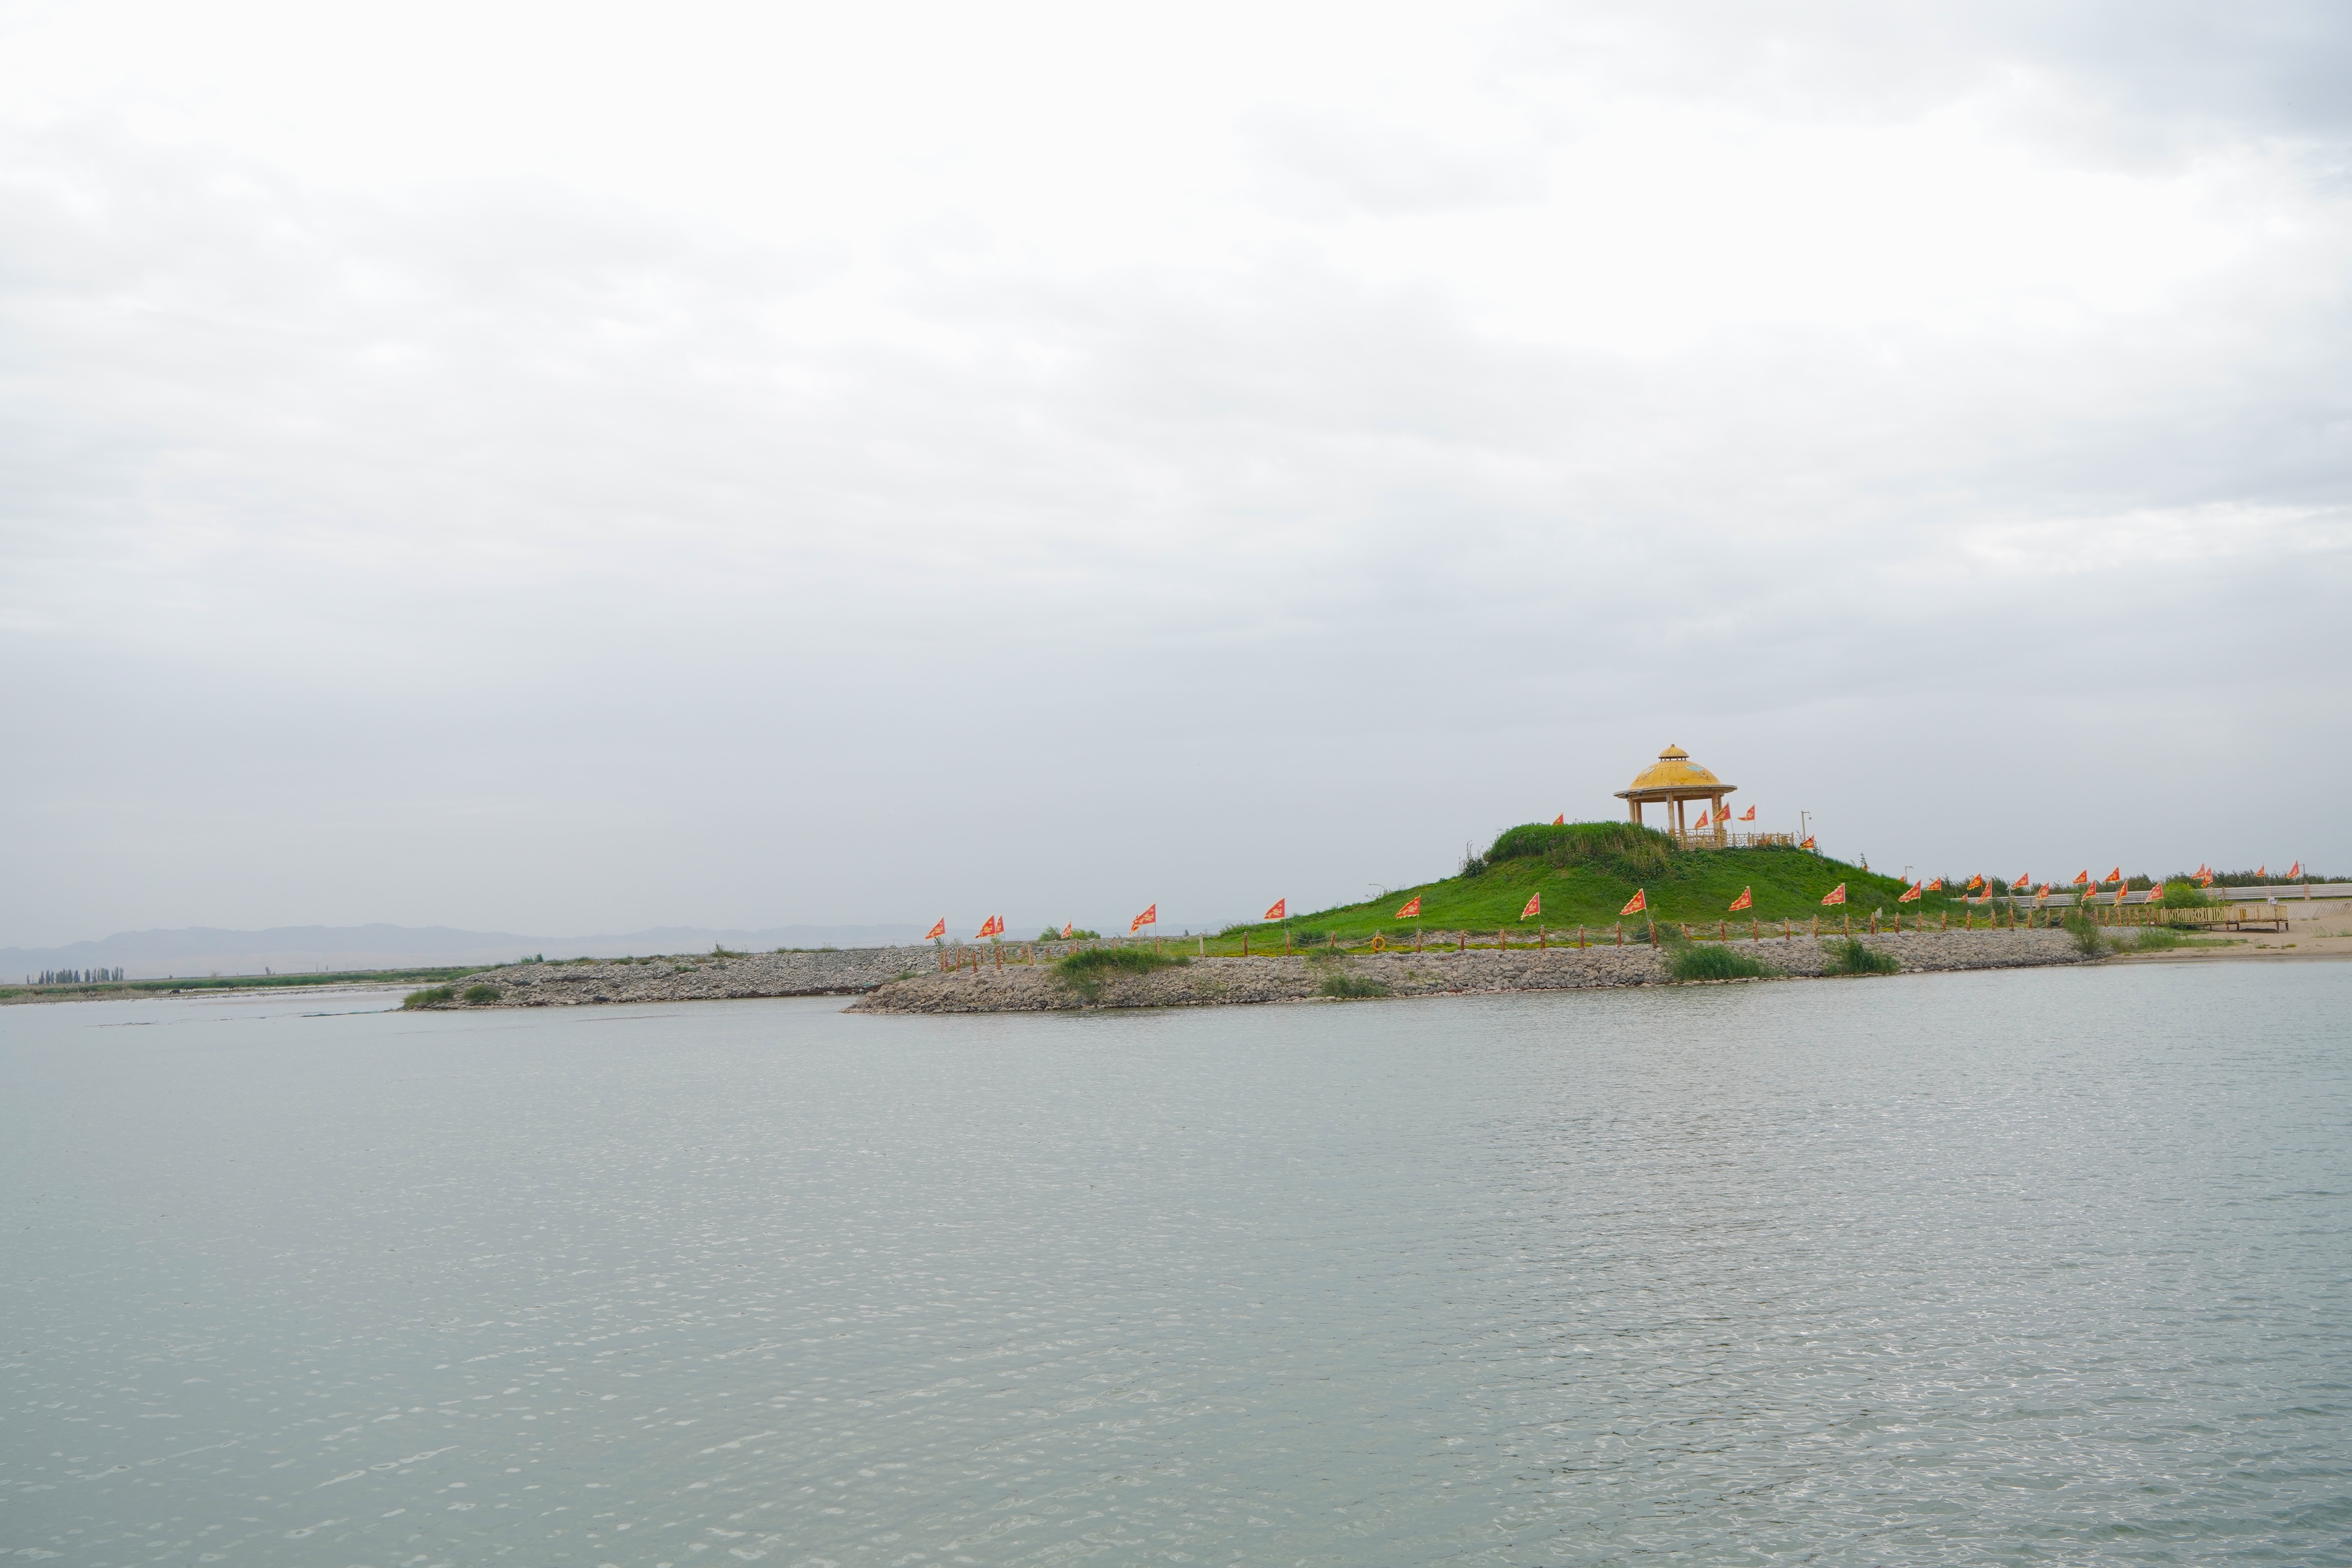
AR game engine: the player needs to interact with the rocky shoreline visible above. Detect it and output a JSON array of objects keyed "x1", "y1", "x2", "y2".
[
  {"x1": 846, "y1": 928, "x2": 2088, "y2": 1013},
  {"x1": 424, "y1": 928, "x2": 2090, "y2": 1012},
  {"x1": 437, "y1": 946, "x2": 943, "y2": 1007}
]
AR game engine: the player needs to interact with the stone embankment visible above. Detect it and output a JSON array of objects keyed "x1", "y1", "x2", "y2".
[
  {"x1": 848, "y1": 928, "x2": 2088, "y2": 1014},
  {"x1": 447, "y1": 947, "x2": 943, "y2": 1006}
]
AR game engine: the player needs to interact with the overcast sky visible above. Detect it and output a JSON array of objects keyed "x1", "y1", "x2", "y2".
[{"x1": 4, "y1": 0, "x2": 2347, "y2": 946}]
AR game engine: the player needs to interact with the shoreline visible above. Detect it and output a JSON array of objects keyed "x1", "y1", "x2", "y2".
[
  {"x1": 1, "y1": 978, "x2": 425, "y2": 1007},
  {"x1": 847, "y1": 929, "x2": 2091, "y2": 1013},
  {"x1": 12, "y1": 926, "x2": 2341, "y2": 1012}
]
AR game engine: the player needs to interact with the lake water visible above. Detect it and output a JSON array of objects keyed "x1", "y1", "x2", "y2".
[{"x1": 4, "y1": 963, "x2": 2348, "y2": 1566}]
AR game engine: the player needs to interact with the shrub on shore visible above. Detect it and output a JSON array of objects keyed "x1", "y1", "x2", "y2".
[
  {"x1": 462, "y1": 984, "x2": 502, "y2": 1004},
  {"x1": 1825, "y1": 939, "x2": 1899, "y2": 976},
  {"x1": 403, "y1": 985, "x2": 456, "y2": 1008},
  {"x1": 1319, "y1": 970, "x2": 1390, "y2": 999},
  {"x1": 2128, "y1": 927, "x2": 2187, "y2": 952},
  {"x1": 1038, "y1": 927, "x2": 1100, "y2": 942},
  {"x1": 1667, "y1": 943, "x2": 1776, "y2": 982},
  {"x1": 1054, "y1": 946, "x2": 1189, "y2": 1001},
  {"x1": 2062, "y1": 912, "x2": 2108, "y2": 956}
]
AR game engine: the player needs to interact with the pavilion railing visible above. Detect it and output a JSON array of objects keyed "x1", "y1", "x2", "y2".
[{"x1": 1667, "y1": 830, "x2": 1799, "y2": 851}]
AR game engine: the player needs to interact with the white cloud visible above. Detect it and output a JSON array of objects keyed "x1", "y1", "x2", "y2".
[{"x1": 2, "y1": 0, "x2": 2348, "y2": 941}]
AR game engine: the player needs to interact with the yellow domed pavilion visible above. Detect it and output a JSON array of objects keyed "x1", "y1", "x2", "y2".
[{"x1": 1615, "y1": 744, "x2": 1748, "y2": 847}]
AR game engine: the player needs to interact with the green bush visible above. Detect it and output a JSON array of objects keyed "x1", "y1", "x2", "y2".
[
  {"x1": 2128, "y1": 927, "x2": 2186, "y2": 952},
  {"x1": 1038, "y1": 927, "x2": 1100, "y2": 942},
  {"x1": 402, "y1": 985, "x2": 456, "y2": 1009},
  {"x1": 1319, "y1": 970, "x2": 1391, "y2": 999},
  {"x1": 1054, "y1": 946, "x2": 1189, "y2": 1001},
  {"x1": 1667, "y1": 943, "x2": 1776, "y2": 981},
  {"x1": 1825, "y1": 939, "x2": 1899, "y2": 976},
  {"x1": 2062, "y1": 912, "x2": 2108, "y2": 956},
  {"x1": 2158, "y1": 880, "x2": 2211, "y2": 914},
  {"x1": 462, "y1": 984, "x2": 502, "y2": 1004}
]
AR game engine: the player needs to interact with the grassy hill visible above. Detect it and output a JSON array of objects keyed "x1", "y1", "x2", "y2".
[{"x1": 1221, "y1": 822, "x2": 1949, "y2": 946}]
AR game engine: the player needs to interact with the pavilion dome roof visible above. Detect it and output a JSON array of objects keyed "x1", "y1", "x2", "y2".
[{"x1": 1625, "y1": 744, "x2": 1726, "y2": 793}]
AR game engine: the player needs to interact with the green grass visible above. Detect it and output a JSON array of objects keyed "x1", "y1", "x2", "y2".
[
  {"x1": 461, "y1": 984, "x2": 502, "y2": 1004},
  {"x1": 1824, "y1": 939, "x2": 1900, "y2": 976},
  {"x1": 1666, "y1": 943, "x2": 1777, "y2": 981},
  {"x1": 1216, "y1": 821, "x2": 1931, "y2": 949},
  {"x1": 402, "y1": 985, "x2": 457, "y2": 1008},
  {"x1": 1054, "y1": 946, "x2": 1190, "y2": 1001}
]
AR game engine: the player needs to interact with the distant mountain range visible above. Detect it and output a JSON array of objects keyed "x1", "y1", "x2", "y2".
[{"x1": 1, "y1": 923, "x2": 934, "y2": 981}]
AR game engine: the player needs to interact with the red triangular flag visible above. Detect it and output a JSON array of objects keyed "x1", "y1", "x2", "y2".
[
  {"x1": 1620, "y1": 888, "x2": 1647, "y2": 915},
  {"x1": 1552, "y1": 814, "x2": 1564, "y2": 825},
  {"x1": 925, "y1": 919, "x2": 947, "y2": 940},
  {"x1": 1394, "y1": 896, "x2": 1422, "y2": 919},
  {"x1": 2011, "y1": 872, "x2": 2031, "y2": 890},
  {"x1": 1897, "y1": 881, "x2": 1922, "y2": 903},
  {"x1": 1923, "y1": 878, "x2": 1942, "y2": 891},
  {"x1": 1130, "y1": 904, "x2": 1157, "y2": 933},
  {"x1": 2104, "y1": 867, "x2": 2122, "y2": 884},
  {"x1": 1061, "y1": 922, "x2": 1074, "y2": 938},
  {"x1": 1264, "y1": 898, "x2": 1286, "y2": 922},
  {"x1": 2288, "y1": 861, "x2": 2302, "y2": 878},
  {"x1": 1800, "y1": 836, "x2": 1817, "y2": 850},
  {"x1": 1728, "y1": 887, "x2": 1752, "y2": 912},
  {"x1": 1820, "y1": 883, "x2": 1847, "y2": 906},
  {"x1": 1520, "y1": 892, "x2": 1541, "y2": 920},
  {"x1": 1740, "y1": 805, "x2": 1756, "y2": 821},
  {"x1": 1693, "y1": 809, "x2": 1711, "y2": 829}
]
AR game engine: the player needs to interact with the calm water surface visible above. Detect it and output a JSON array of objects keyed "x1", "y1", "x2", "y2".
[{"x1": 3, "y1": 963, "x2": 2348, "y2": 1566}]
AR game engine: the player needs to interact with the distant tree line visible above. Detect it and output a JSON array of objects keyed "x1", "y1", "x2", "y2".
[{"x1": 32, "y1": 968, "x2": 123, "y2": 984}]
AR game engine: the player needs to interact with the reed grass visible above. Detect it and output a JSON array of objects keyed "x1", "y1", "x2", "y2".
[
  {"x1": 1666, "y1": 944, "x2": 1776, "y2": 981},
  {"x1": 1825, "y1": 939, "x2": 1899, "y2": 976}
]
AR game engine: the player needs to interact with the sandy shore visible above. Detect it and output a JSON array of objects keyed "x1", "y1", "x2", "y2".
[{"x1": 2112, "y1": 897, "x2": 2352, "y2": 962}]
